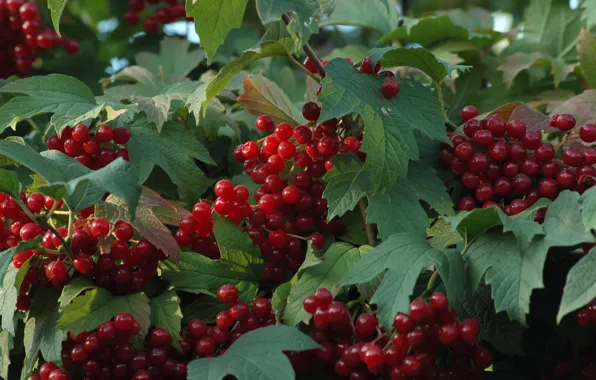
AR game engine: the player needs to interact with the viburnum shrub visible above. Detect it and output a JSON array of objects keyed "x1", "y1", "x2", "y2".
[{"x1": 0, "y1": 1, "x2": 595, "y2": 379}]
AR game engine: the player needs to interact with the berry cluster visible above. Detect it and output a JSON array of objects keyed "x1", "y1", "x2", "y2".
[
  {"x1": 441, "y1": 106, "x2": 596, "y2": 216},
  {"x1": 295, "y1": 289, "x2": 491, "y2": 379},
  {"x1": 123, "y1": 0, "x2": 190, "y2": 33},
  {"x1": 576, "y1": 300, "x2": 596, "y2": 329},
  {"x1": 0, "y1": 0, "x2": 79, "y2": 78},
  {"x1": 3, "y1": 188, "x2": 167, "y2": 308},
  {"x1": 28, "y1": 313, "x2": 184, "y2": 380},
  {"x1": 46, "y1": 124, "x2": 131, "y2": 169}
]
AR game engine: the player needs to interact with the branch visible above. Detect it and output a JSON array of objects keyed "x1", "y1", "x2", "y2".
[
  {"x1": 359, "y1": 199, "x2": 377, "y2": 246},
  {"x1": 281, "y1": 13, "x2": 326, "y2": 78}
]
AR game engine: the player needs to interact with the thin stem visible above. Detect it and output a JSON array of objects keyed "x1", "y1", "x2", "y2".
[
  {"x1": 426, "y1": 270, "x2": 440, "y2": 292},
  {"x1": 359, "y1": 199, "x2": 377, "y2": 246},
  {"x1": 288, "y1": 56, "x2": 321, "y2": 83},
  {"x1": 43, "y1": 220, "x2": 73, "y2": 258},
  {"x1": 67, "y1": 206, "x2": 74, "y2": 239},
  {"x1": 15, "y1": 198, "x2": 36, "y2": 222},
  {"x1": 281, "y1": 13, "x2": 326, "y2": 78},
  {"x1": 435, "y1": 81, "x2": 455, "y2": 130},
  {"x1": 26, "y1": 118, "x2": 41, "y2": 133}
]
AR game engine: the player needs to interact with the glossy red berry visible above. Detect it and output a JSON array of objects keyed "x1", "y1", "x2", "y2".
[
  {"x1": 217, "y1": 284, "x2": 239, "y2": 304},
  {"x1": 459, "y1": 319, "x2": 480, "y2": 342},
  {"x1": 381, "y1": 78, "x2": 400, "y2": 98},
  {"x1": 553, "y1": 114, "x2": 576, "y2": 131},
  {"x1": 90, "y1": 218, "x2": 110, "y2": 238},
  {"x1": 302, "y1": 102, "x2": 321, "y2": 121},
  {"x1": 507, "y1": 120, "x2": 526, "y2": 138},
  {"x1": 461, "y1": 105, "x2": 478, "y2": 122},
  {"x1": 580, "y1": 123, "x2": 596, "y2": 143}
]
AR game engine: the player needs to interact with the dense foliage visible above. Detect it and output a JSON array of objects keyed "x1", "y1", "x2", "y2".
[{"x1": 0, "y1": 0, "x2": 595, "y2": 379}]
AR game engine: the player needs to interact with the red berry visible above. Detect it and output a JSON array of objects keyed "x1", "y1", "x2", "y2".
[
  {"x1": 580, "y1": 123, "x2": 596, "y2": 143},
  {"x1": 355, "y1": 313, "x2": 378, "y2": 340},
  {"x1": 507, "y1": 120, "x2": 527, "y2": 138},
  {"x1": 409, "y1": 300, "x2": 429, "y2": 323},
  {"x1": 48, "y1": 369, "x2": 69, "y2": 380},
  {"x1": 454, "y1": 142, "x2": 474, "y2": 161},
  {"x1": 522, "y1": 130, "x2": 541, "y2": 150},
  {"x1": 302, "y1": 102, "x2": 321, "y2": 121},
  {"x1": 19, "y1": 223, "x2": 40, "y2": 241},
  {"x1": 539, "y1": 178, "x2": 558, "y2": 198},
  {"x1": 554, "y1": 114, "x2": 576, "y2": 131},
  {"x1": 309, "y1": 232, "x2": 325, "y2": 249},
  {"x1": 150, "y1": 328, "x2": 171, "y2": 347},
  {"x1": 360, "y1": 57, "x2": 380, "y2": 74},
  {"x1": 457, "y1": 196, "x2": 475, "y2": 211},
  {"x1": 394, "y1": 312, "x2": 414, "y2": 333},
  {"x1": 195, "y1": 337, "x2": 216, "y2": 356},
  {"x1": 217, "y1": 284, "x2": 238, "y2": 304},
  {"x1": 256, "y1": 115, "x2": 275, "y2": 132},
  {"x1": 381, "y1": 78, "x2": 400, "y2": 98},
  {"x1": 64, "y1": 39, "x2": 80, "y2": 55},
  {"x1": 113, "y1": 127, "x2": 131, "y2": 144},
  {"x1": 562, "y1": 148, "x2": 584, "y2": 167},
  {"x1": 214, "y1": 180, "x2": 235, "y2": 200},
  {"x1": 314, "y1": 288, "x2": 333, "y2": 308},
  {"x1": 402, "y1": 356, "x2": 422, "y2": 376},
  {"x1": 90, "y1": 218, "x2": 110, "y2": 238},
  {"x1": 512, "y1": 174, "x2": 532, "y2": 193},
  {"x1": 535, "y1": 143, "x2": 555, "y2": 161},
  {"x1": 96, "y1": 126, "x2": 113, "y2": 142},
  {"x1": 459, "y1": 319, "x2": 480, "y2": 342},
  {"x1": 475, "y1": 183, "x2": 494, "y2": 203},
  {"x1": 486, "y1": 117, "x2": 506, "y2": 136},
  {"x1": 430, "y1": 292, "x2": 448, "y2": 311},
  {"x1": 461, "y1": 105, "x2": 478, "y2": 122},
  {"x1": 557, "y1": 169, "x2": 576, "y2": 188},
  {"x1": 473, "y1": 129, "x2": 494, "y2": 148},
  {"x1": 438, "y1": 324, "x2": 460, "y2": 345}
]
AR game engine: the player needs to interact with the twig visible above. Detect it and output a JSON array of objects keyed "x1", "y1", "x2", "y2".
[
  {"x1": 288, "y1": 57, "x2": 321, "y2": 83},
  {"x1": 435, "y1": 81, "x2": 456, "y2": 130},
  {"x1": 359, "y1": 199, "x2": 377, "y2": 246},
  {"x1": 281, "y1": 13, "x2": 326, "y2": 78}
]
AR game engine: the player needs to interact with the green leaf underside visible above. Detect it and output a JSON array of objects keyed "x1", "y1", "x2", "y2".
[
  {"x1": 283, "y1": 243, "x2": 372, "y2": 326},
  {"x1": 186, "y1": 0, "x2": 250, "y2": 63},
  {"x1": 95, "y1": 188, "x2": 181, "y2": 261},
  {"x1": 466, "y1": 191, "x2": 595, "y2": 325},
  {"x1": 150, "y1": 291, "x2": 184, "y2": 351},
  {"x1": 0, "y1": 168, "x2": 20, "y2": 198},
  {"x1": 47, "y1": 0, "x2": 67, "y2": 36},
  {"x1": 23, "y1": 288, "x2": 64, "y2": 375},
  {"x1": 0, "y1": 266, "x2": 18, "y2": 335},
  {"x1": 558, "y1": 247, "x2": 596, "y2": 322},
  {"x1": 367, "y1": 47, "x2": 471, "y2": 84},
  {"x1": 162, "y1": 251, "x2": 259, "y2": 296},
  {"x1": 187, "y1": 325, "x2": 320, "y2": 380},
  {"x1": 0, "y1": 74, "x2": 104, "y2": 136},
  {"x1": 128, "y1": 119, "x2": 214, "y2": 205},
  {"x1": 318, "y1": 59, "x2": 448, "y2": 191},
  {"x1": 237, "y1": 74, "x2": 305, "y2": 125},
  {"x1": 322, "y1": 154, "x2": 453, "y2": 240},
  {"x1": 58, "y1": 287, "x2": 151, "y2": 336},
  {"x1": 0, "y1": 329, "x2": 12, "y2": 379},
  {"x1": 213, "y1": 214, "x2": 264, "y2": 279},
  {"x1": 340, "y1": 232, "x2": 465, "y2": 330},
  {"x1": 203, "y1": 22, "x2": 293, "y2": 113}
]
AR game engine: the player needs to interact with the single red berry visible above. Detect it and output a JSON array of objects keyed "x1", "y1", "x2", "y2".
[
  {"x1": 314, "y1": 288, "x2": 333, "y2": 308},
  {"x1": 461, "y1": 105, "x2": 478, "y2": 122},
  {"x1": 256, "y1": 115, "x2": 275, "y2": 132},
  {"x1": 381, "y1": 77, "x2": 400, "y2": 98},
  {"x1": 579, "y1": 123, "x2": 596, "y2": 143},
  {"x1": 562, "y1": 148, "x2": 584, "y2": 167},
  {"x1": 394, "y1": 312, "x2": 414, "y2": 333},
  {"x1": 217, "y1": 284, "x2": 239, "y2": 304},
  {"x1": 150, "y1": 328, "x2": 171, "y2": 347},
  {"x1": 214, "y1": 180, "x2": 235, "y2": 200},
  {"x1": 507, "y1": 120, "x2": 527, "y2": 138},
  {"x1": 20, "y1": 223, "x2": 41, "y2": 241},
  {"x1": 457, "y1": 196, "x2": 475, "y2": 211},
  {"x1": 360, "y1": 57, "x2": 380, "y2": 74},
  {"x1": 144, "y1": 16, "x2": 160, "y2": 33},
  {"x1": 535, "y1": 143, "x2": 555, "y2": 161},
  {"x1": 64, "y1": 39, "x2": 80, "y2": 55},
  {"x1": 522, "y1": 130, "x2": 542, "y2": 150},
  {"x1": 355, "y1": 313, "x2": 378, "y2": 340},
  {"x1": 459, "y1": 319, "x2": 480, "y2": 342},
  {"x1": 90, "y1": 218, "x2": 110, "y2": 238},
  {"x1": 554, "y1": 114, "x2": 576, "y2": 131},
  {"x1": 113, "y1": 127, "x2": 131, "y2": 144},
  {"x1": 402, "y1": 356, "x2": 422, "y2": 376},
  {"x1": 473, "y1": 129, "x2": 494, "y2": 148},
  {"x1": 486, "y1": 117, "x2": 507, "y2": 136},
  {"x1": 438, "y1": 324, "x2": 460, "y2": 345},
  {"x1": 96, "y1": 125, "x2": 113, "y2": 142},
  {"x1": 430, "y1": 292, "x2": 448, "y2": 311},
  {"x1": 475, "y1": 183, "x2": 494, "y2": 203},
  {"x1": 309, "y1": 232, "x2": 325, "y2": 249},
  {"x1": 409, "y1": 300, "x2": 429, "y2": 322},
  {"x1": 302, "y1": 102, "x2": 321, "y2": 121}
]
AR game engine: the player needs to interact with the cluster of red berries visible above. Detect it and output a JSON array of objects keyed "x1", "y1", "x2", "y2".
[
  {"x1": 46, "y1": 124, "x2": 131, "y2": 169},
  {"x1": 304, "y1": 55, "x2": 400, "y2": 98},
  {"x1": 0, "y1": 0, "x2": 79, "y2": 78},
  {"x1": 28, "y1": 313, "x2": 185, "y2": 380},
  {"x1": 441, "y1": 106, "x2": 596, "y2": 217},
  {"x1": 576, "y1": 300, "x2": 596, "y2": 329},
  {"x1": 549, "y1": 347, "x2": 596, "y2": 380},
  {"x1": 228, "y1": 108, "x2": 353, "y2": 281},
  {"x1": 123, "y1": 0, "x2": 191, "y2": 33},
  {"x1": 293, "y1": 289, "x2": 491, "y2": 379}
]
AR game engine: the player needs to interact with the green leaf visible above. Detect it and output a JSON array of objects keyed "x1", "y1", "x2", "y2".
[
  {"x1": 132, "y1": 82, "x2": 200, "y2": 133},
  {"x1": 135, "y1": 38, "x2": 206, "y2": 77},
  {"x1": 162, "y1": 252, "x2": 259, "y2": 296},
  {"x1": 22, "y1": 288, "x2": 64, "y2": 375},
  {"x1": 497, "y1": 52, "x2": 574, "y2": 89},
  {"x1": 95, "y1": 188, "x2": 182, "y2": 261},
  {"x1": 366, "y1": 163, "x2": 454, "y2": 240},
  {"x1": 367, "y1": 47, "x2": 471, "y2": 84},
  {"x1": 187, "y1": 325, "x2": 320, "y2": 380},
  {"x1": 58, "y1": 287, "x2": 151, "y2": 336},
  {"x1": 466, "y1": 191, "x2": 594, "y2": 325},
  {"x1": 213, "y1": 214, "x2": 264, "y2": 279},
  {"x1": 186, "y1": 0, "x2": 250, "y2": 63},
  {"x1": 341, "y1": 232, "x2": 465, "y2": 330},
  {"x1": 443, "y1": 66, "x2": 485, "y2": 124},
  {"x1": 271, "y1": 282, "x2": 291, "y2": 322},
  {"x1": 579, "y1": 29, "x2": 596, "y2": 89},
  {"x1": 582, "y1": 187, "x2": 596, "y2": 232},
  {"x1": 446, "y1": 200, "x2": 548, "y2": 253},
  {"x1": 522, "y1": 0, "x2": 582, "y2": 61},
  {"x1": 0, "y1": 238, "x2": 43, "y2": 286},
  {"x1": 0, "y1": 74, "x2": 104, "y2": 136},
  {"x1": 557, "y1": 247, "x2": 596, "y2": 322},
  {"x1": 237, "y1": 74, "x2": 305, "y2": 125},
  {"x1": 38, "y1": 156, "x2": 141, "y2": 217},
  {"x1": 47, "y1": 0, "x2": 67, "y2": 36},
  {"x1": 427, "y1": 219, "x2": 463, "y2": 249},
  {"x1": 322, "y1": 155, "x2": 453, "y2": 240},
  {"x1": 581, "y1": 0, "x2": 596, "y2": 29},
  {"x1": 0, "y1": 265, "x2": 18, "y2": 335},
  {"x1": 203, "y1": 22, "x2": 293, "y2": 112},
  {"x1": 283, "y1": 243, "x2": 372, "y2": 326},
  {"x1": 318, "y1": 59, "x2": 447, "y2": 190},
  {"x1": 256, "y1": 0, "x2": 332, "y2": 53},
  {"x1": 14, "y1": 255, "x2": 35, "y2": 293},
  {"x1": 320, "y1": 0, "x2": 398, "y2": 35},
  {"x1": 150, "y1": 291, "x2": 183, "y2": 351},
  {"x1": 454, "y1": 284, "x2": 525, "y2": 356},
  {"x1": 0, "y1": 329, "x2": 12, "y2": 379},
  {"x1": 0, "y1": 168, "x2": 20, "y2": 198},
  {"x1": 58, "y1": 277, "x2": 96, "y2": 308},
  {"x1": 128, "y1": 119, "x2": 214, "y2": 205},
  {"x1": 380, "y1": 14, "x2": 493, "y2": 48}
]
